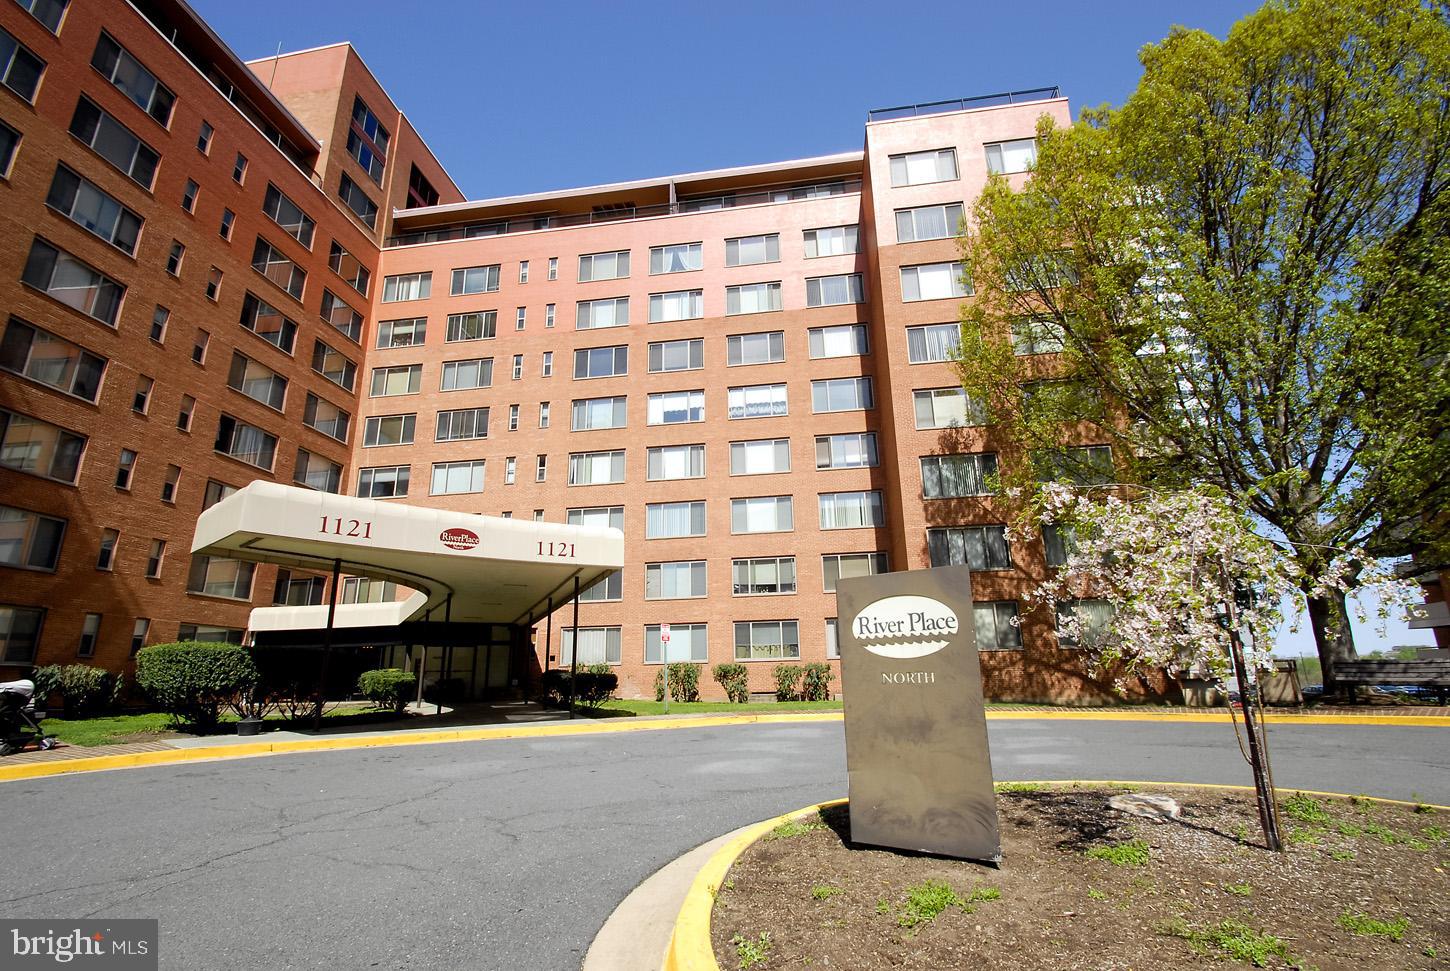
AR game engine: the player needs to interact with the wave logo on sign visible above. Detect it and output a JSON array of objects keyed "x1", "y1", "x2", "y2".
[
  {"x1": 852, "y1": 595, "x2": 959, "y2": 658},
  {"x1": 440, "y1": 528, "x2": 479, "y2": 551}
]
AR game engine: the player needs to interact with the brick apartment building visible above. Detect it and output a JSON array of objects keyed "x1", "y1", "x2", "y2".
[{"x1": 0, "y1": 0, "x2": 1133, "y2": 702}]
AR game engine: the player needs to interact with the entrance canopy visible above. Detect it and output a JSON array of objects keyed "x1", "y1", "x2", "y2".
[{"x1": 191, "y1": 481, "x2": 624, "y2": 632}]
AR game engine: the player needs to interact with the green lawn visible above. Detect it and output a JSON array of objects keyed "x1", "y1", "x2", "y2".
[
  {"x1": 44, "y1": 712, "x2": 174, "y2": 747},
  {"x1": 591, "y1": 699, "x2": 844, "y2": 716}
]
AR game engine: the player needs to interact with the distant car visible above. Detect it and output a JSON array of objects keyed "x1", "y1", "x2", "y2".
[{"x1": 1301, "y1": 684, "x2": 1324, "y2": 700}]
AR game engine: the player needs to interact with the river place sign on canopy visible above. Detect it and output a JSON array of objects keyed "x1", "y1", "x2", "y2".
[{"x1": 836, "y1": 564, "x2": 1001, "y2": 862}]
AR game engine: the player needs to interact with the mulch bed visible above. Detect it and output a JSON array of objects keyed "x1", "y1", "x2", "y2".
[{"x1": 710, "y1": 786, "x2": 1449, "y2": 969}]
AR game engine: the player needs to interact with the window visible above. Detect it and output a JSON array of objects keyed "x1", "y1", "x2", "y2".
[
  {"x1": 341, "y1": 578, "x2": 398, "y2": 604},
  {"x1": 822, "y1": 552, "x2": 888, "y2": 592},
  {"x1": 431, "y1": 460, "x2": 485, "y2": 495},
  {"x1": 727, "y1": 331, "x2": 784, "y2": 366},
  {"x1": 187, "y1": 555, "x2": 255, "y2": 600},
  {"x1": 539, "y1": 402, "x2": 550, "y2": 428},
  {"x1": 338, "y1": 173, "x2": 377, "y2": 227},
  {"x1": 406, "y1": 165, "x2": 437, "y2": 209},
  {"x1": 576, "y1": 569, "x2": 623, "y2": 603},
  {"x1": 161, "y1": 464, "x2": 180, "y2": 501},
  {"x1": 0, "y1": 119, "x2": 18, "y2": 176},
  {"x1": 547, "y1": 257, "x2": 558, "y2": 280},
  {"x1": 1056, "y1": 599, "x2": 1115, "y2": 648},
  {"x1": 732, "y1": 557, "x2": 796, "y2": 596},
  {"x1": 921, "y1": 453, "x2": 998, "y2": 498},
  {"x1": 114, "y1": 449, "x2": 136, "y2": 489},
  {"x1": 1036, "y1": 445, "x2": 1115, "y2": 486},
  {"x1": 347, "y1": 96, "x2": 389, "y2": 183},
  {"x1": 647, "y1": 290, "x2": 701, "y2": 323},
  {"x1": 725, "y1": 282, "x2": 781, "y2": 315},
  {"x1": 504, "y1": 458, "x2": 516, "y2": 484},
  {"x1": 803, "y1": 225, "x2": 859, "y2": 258},
  {"x1": 382, "y1": 272, "x2": 431, "y2": 302},
  {"x1": 732, "y1": 496, "x2": 792, "y2": 534},
  {"x1": 196, "y1": 120, "x2": 213, "y2": 153},
  {"x1": 578, "y1": 250, "x2": 630, "y2": 282},
  {"x1": 214, "y1": 415, "x2": 276, "y2": 469},
  {"x1": 896, "y1": 203, "x2": 965, "y2": 243},
  {"x1": 725, "y1": 235, "x2": 779, "y2": 267},
  {"x1": 446, "y1": 311, "x2": 497, "y2": 342},
  {"x1": 202, "y1": 480, "x2": 237, "y2": 510},
  {"x1": 1011, "y1": 318, "x2": 1066, "y2": 356},
  {"x1": 567, "y1": 506, "x2": 623, "y2": 531},
  {"x1": 274, "y1": 570, "x2": 325, "y2": 606},
  {"x1": 728, "y1": 383, "x2": 787, "y2": 420},
  {"x1": 546, "y1": 304, "x2": 555, "y2": 328},
  {"x1": 901, "y1": 262, "x2": 970, "y2": 301},
  {"x1": 811, "y1": 377, "x2": 873, "y2": 413},
  {"x1": 68, "y1": 97, "x2": 158, "y2": 189},
  {"x1": 648, "y1": 389, "x2": 704, "y2": 425},
  {"x1": 734, "y1": 620, "x2": 799, "y2": 661},
  {"x1": 645, "y1": 623, "x2": 707, "y2": 663},
  {"x1": 0, "y1": 504, "x2": 65, "y2": 571},
  {"x1": 377, "y1": 317, "x2": 426, "y2": 348},
  {"x1": 440, "y1": 358, "x2": 493, "y2": 391},
  {"x1": 808, "y1": 324, "x2": 868, "y2": 359},
  {"x1": 568, "y1": 450, "x2": 625, "y2": 486},
  {"x1": 906, "y1": 323, "x2": 961, "y2": 363},
  {"x1": 647, "y1": 444, "x2": 705, "y2": 481},
  {"x1": 0, "y1": 604, "x2": 44, "y2": 663},
  {"x1": 239, "y1": 293, "x2": 297, "y2": 354},
  {"x1": 889, "y1": 147, "x2": 958, "y2": 187},
  {"x1": 508, "y1": 404, "x2": 519, "y2": 431},
  {"x1": 131, "y1": 375, "x2": 152, "y2": 414},
  {"x1": 180, "y1": 179, "x2": 198, "y2": 213},
  {"x1": 227, "y1": 352, "x2": 287, "y2": 410},
  {"x1": 92, "y1": 32, "x2": 172, "y2": 122},
  {"x1": 177, "y1": 623, "x2": 244, "y2": 644},
  {"x1": 16, "y1": 0, "x2": 66, "y2": 32},
  {"x1": 145, "y1": 539, "x2": 164, "y2": 579},
  {"x1": 22, "y1": 238, "x2": 124, "y2": 326},
  {"x1": 648, "y1": 338, "x2": 703, "y2": 373},
  {"x1": 164, "y1": 240, "x2": 185, "y2": 276},
  {"x1": 532, "y1": 510, "x2": 544, "y2": 522},
  {"x1": 251, "y1": 238, "x2": 306, "y2": 301},
  {"x1": 451, "y1": 264, "x2": 501, "y2": 296},
  {"x1": 511, "y1": 354, "x2": 523, "y2": 380},
  {"x1": 363, "y1": 414, "x2": 415, "y2": 447},
  {"x1": 541, "y1": 352, "x2": 554, "y2": 377},
  {"x1": 435, "y1": 407, "x2": 489, "y2": 442},
  {"x1": 0, "y1": 409, "x2": 85, "y2": 483},
  {"x1": 559, "y1": 627, "x2": 622, "y2": 666},
  {"x1": 815, "y1": 432, "x2": 878, "y2": 470},
  {"x1": 127, "y1": 616, "x2": 149, "y2": 656},
  {"x1": 294, "y1": 450, "x2": 341, "y2": 493},
  {"x1": 646, "y1": 560, "x2": 707, "y2": 599},
  {"x1": 176, "y1": 395, "x2": 194, "y2": 432},
  {"x1": 219, "y1": 209, "x2": 234, "y2": 240},
  {"x1": 649, "y1": 242, "x2": 702, "y2": 274},
  {"x1": 78, "y1": 612, "x2": 101, "y2": 656},
  {"x1": 227, "y1": 151, "x2": 246, "y2": 183},
  {"x1": 312, "y1": 340, "x2": 356, "y2": 392},
  {"x1": 518, "y1": 261, "x2": 529, "y2": 284},
  {"x1": 577, "y1": 297, "x2": 630, "y2": 329},
  {"x1": 819, "y1": 491, "x2": 883, "y2": 529},
  {"x1": 370, "y1": 364, "x2": 421, "y2": 397},
  {"x1": 205, "y1": 266, "x2": 223, "y2": 302},
  {"x1": 146, "y1": 306, "x2": 169, "y2": 343},
  {"x1": 1043, "y1": 524, "x2": 1077, "y2": 568},
  {"x1": 970, "y1": 601, "x2": 1023, "y2": 651},
  {"x1": 263, "y1": 184, "x2": 315, "y2": 247},
  {"x1": 913, "y1": 388, "x2": 988, "y2": 429},
  {"x1": 535, "y1": 454, "x2": 547, "y2": 482},
  {"x1": 0, "y1": 317, "x2": 105, "y2": 402},
  {"x1": 806, "y1": 274, "x2": 864, "y2": 307},
  {"x1": 515, "y1": 307, "x2": 526, "y2": 331},
  {"x1": 45, "y1": 165, "x2": 143, "y2": 254},
  {"x1": 329, "y1": 241, "x2": 370, "y2": 295},
  {"x1": 986, "y1": 138, "x2": 1038, "y2": 175},
  {"x1": 571, "y1": 396, "x2": 626, "y2": 431},
  {"x1": 825, "y1": 618, "x2": 839, "y2": 659},
  {"x1": 927, "y1": 525, "x2": 1012, "y2": 570},
  {"x1": 357, "y1": 465, "x2": 409, "y2": 498},
  {"x1": 574, "y1": 345, "x2": 628, "y2": 379},
  {"x1": 730, "y1": 438, "x2": 790, "y2": 475},
  {"x1": 646, "y1": 501, "x2": 706, "y2": 539}
]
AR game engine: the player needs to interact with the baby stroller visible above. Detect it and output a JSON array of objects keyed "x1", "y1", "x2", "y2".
[{"x1": 0, "y1": 680, "x2": 56, "y2": 756}]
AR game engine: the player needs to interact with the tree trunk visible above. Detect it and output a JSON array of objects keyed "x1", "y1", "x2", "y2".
[{"x1": 1306, "y1": 588, "x2": 1358, "y2": 698}]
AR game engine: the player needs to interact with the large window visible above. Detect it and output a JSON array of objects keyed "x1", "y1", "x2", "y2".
[
  {"x1": 378, "y1": 318, "x2": 426, "y2": 348},
  {"x1": 808, "y1": 324, "x2": 868, "y2": 359},
  {"x1": 649, "y1": 242, "x2": 701, "y2": 275},
  {"x1": 577, "y1": 297, "x2": 630, "y2": 329},
  {"x1": 734, "y1": 620, "x2": 799, "y2": 661},
  {"x1": 214, "y1": 415, "x2": 276, "y2": 469},
  {"x1": 733, "y1": 557, "x2": 796, "y2": 596},
  {"x1": 578, "y1": 250, "x2": 630, "y2": 282},
  {"x1": 647, "y1": 444, "x2": 705, "y2": 481},
  {"x1": 889, "y1": 147, "x2": 958, "y2": 187},
  {"x1": 68, "y1": 97, "x2": 158, "y2": 189},
  {"x1": 822, "y1": 552, "x2": 888, "y2": 592},
  {"x1": 45, "y1": 165, "x2": 142, "y2": 255},
  {"x1": 1056, "y1": 599, "x2": 1115, "y2": 648},
  {"x1": 806, "y1": 274, "x2": 864, "y2": 307},
  {"x1": 986, "y1": 138, "x2": 1038, "y2": 175},
  {"x1": 913, "y1": 387, "x2": 987, "y2": 429},
  {"x1": 646, "y1": 501, "x2": 706, "y2": 539},
  {"x1": 357, "y1": 465, "x2": 409, "y2": 499},
  {"x1": 262, "y1": 184, "x2": 315, "y2": 248},
  {"x1": 226, "y1": 352, "x2": 287, "y2": 410},
  {"x1": 436, "y1": 407, "x2": 489, "y2": 442},
  {"x1": 440, "y1": 358, "x2": 493, "y2": 391},
  {"x1": 0, "y1": 410, "x2": 85, "y2": 483},
  {"x1": 302, "y1": 394, "x2": 350, "y2": 443},
  {"x1": 239, "y1": 293, "x2": 297, "y2": 354},
  {"x1": 815, "y1": 432, "x2": 877, "y2": 470},
  {"x1": 726, "y1": 282, "x2": 782, "y2": 315},
  {"x1": 819, "y1": 491, "x2": 884, "y2": 529},
  {"x1": 921, "y1": 453, "x2": 998, "y2": 498},
  {"x1": 901, "y1": 262, "x2": 970, "y2": 302},
  {"x1": 0, "y1": 318, "x2": 105, "y2": 402},
  {"x1": 730, "y1": 438, "x2": 790, "y2": 476},
  {"x1": 370, "y1": 364, "x2": 421, "y2": 397},
  {"x1": 895, "y1": 203, "x2": 964, "y2": 243},
  {"x1": 803, "y1": 225, "x2": 859, "y2": 258},
  {"x1": 446, "y1": 311, "x2": 497, "y2": 342},
  {"x1": 571, "y1": 396, "x2": 627, "y2": 431},
  {"x1": 646, "y1": 561, "x2": 707, "y2": 600},
  {"x1": 906, "y1": 323, "x2": 962, "y2": 363},
  {"x1": 382, "y1": 272, "x2": 431, "y2": 303},
  {"x1": 294, "y1": 449, "x2": 341, "y2": 493},
  {"x1": 579, "y1": 570, "x2": 623, "y2": 603},
  {"x1": 648, "y1": 338, "x2": 703, "y2": 373},
  {"x1": 648, "y1": 390, "x2": 704, "y2": 425},
  {"x1": 451, "y1": 265, "x2": 501, "y2": 297},
  {"x1": 0, "y1": 605, "x2": 44, "y2": 663},
  {"x1": 0, "y1": 29, "x2": 43, "y2": 103},
  {"x1": 731, "y1": 496, "x2": 792, "y2": 534},
  {"x1": 568, "y1": 450, "x2": 626, "y2": 486},
  {"x1": 187, "y1": 555, "x2": 255, "y2": 600},
  {"x1": 1043, "y1": 524, "x2": 1078, "y2": 568},
  {"x1": 347, "y1": 95, "x2": 389, "y2": 183},
  {"x1": 251, "y1": 237, "x2": 306, "y2": 301},
  {"x1": 21, "y1": 239, "x2": 124, "y2": 326},
  {"x1": 320, "y1": 290, "x2": 362, "y2": 344},
  {"x1": 574, "y1": 345, "x2": 628, "y2": 379},
  {"x1": 560, "y1": 627, "x2": 621, "y2": 666},
  {"x1": 728, "y1": 383, "x2": 787, "y2": 420},
  {"x1": 1011, "y1": 318, "x2": 1066, "y2": 356},
  {"x1": 648, "y1": 290, "x2": 702, "y2": 323},
  {"x1": 363, "y1": 414, "x2": 416, "y2": 447},
  {"x1": 0, "y1": 504, "x2": 65, "y2": 571},
  {"x1": 645, "y1": 624, "x2": 707, "y2": 664},
  {"x1": 811, "y1": 377, "x2": 872, "y2": 413},
  {"x1": 16, "y1": 0, "x2": 66, "y2": 33},
  {"x1": 725, "y1": 234, "x2": 779, "y2": 267},
  {"x1": 975, "y1": 601, "x2": 1023, "y2": 650},
  {"x1": 329, "y1": 242, "x2": 371, "y2": 296},
  {"x1": 927, "y1": 526, "x2": 1012, "y2": 570},
  {"x1": 338, "y1": 174, "x2": 378, "y2": 228},
  {"x1": 567, "y1": 506, "x2": 623, "y2": 531},
  {"x1": 311, "y1": 340, "x2": 356, "y2": 392},
  {"x1": 726, "y1": 331, "x2": 784, "y2": 367},
  {"x1": 1036, "y1": 445, "x2": 1115, "y2": 486},
  {"x1": 0, "y1": 120, "x2": 18, "y2": 177},
  {"x1": 431, "y1": 460, "x2": 485, "y2": 495}
]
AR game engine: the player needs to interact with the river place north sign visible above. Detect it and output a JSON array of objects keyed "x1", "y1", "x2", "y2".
[{"x1": 837, "y1": 564, "x2": 1002, "y2": 862}]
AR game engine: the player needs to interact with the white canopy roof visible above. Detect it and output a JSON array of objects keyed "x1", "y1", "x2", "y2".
[{"x1": 191, "y1": 482, "x2": 624, "y2": 632}]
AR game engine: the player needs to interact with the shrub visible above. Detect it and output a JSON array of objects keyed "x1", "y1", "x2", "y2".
[
  {"x1": 537, "y1": 669, "x2": 618, "y2": 708},
  {"x1": 713, "y1": 664, "x2": 749, "y2": 703},
  {"x1": 28, "y1": 665, "x2": 63, "y2": 711},
  {"x1": 135, "y1": 642, "x2": 259, "y2": 733},
  {"x1": 774, "y1": 664, "x2": 804, "y2": 702},
  {"x1": 358, "y1": 668, "x2": 417, "y2": 714},
  {"x1": 56, "y1": 664, "x2": 122, "y2": 718},
  {"x1": 654, "y1": 663, "x2": 701, "y2": 702},
  {"x1": 801, "y1": 662, "x2": 835, "y2": 701}
]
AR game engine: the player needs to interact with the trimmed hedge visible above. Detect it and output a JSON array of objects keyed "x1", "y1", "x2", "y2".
[
  {"x1": 358, "y1": 668, "x2": 416, "y2": 714},
  {"x1": 537, "y1": 669, "x2": 618, "y2": 708},
  {"x1": 713, "y1": 663, "x2": 749, "y2": 703},
  {"x1": 135, "y1": 642, "x2": 259, "y2": 732},
  {"x1": 654, "y1": 663, "x2": 701, "y2": 702}
]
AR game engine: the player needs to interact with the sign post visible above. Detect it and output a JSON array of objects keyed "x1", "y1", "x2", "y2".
[
  {"x1": 660, "y1": 623, "x2": 672, "y2": 714},
  {"x1": 836, "y1": 564, "x2": 1001, "y2": 862}
]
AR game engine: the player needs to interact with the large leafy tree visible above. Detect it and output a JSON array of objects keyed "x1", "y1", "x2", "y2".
[{"x1": 957, "y1": 0, "x2": 1450, "y2": 692}]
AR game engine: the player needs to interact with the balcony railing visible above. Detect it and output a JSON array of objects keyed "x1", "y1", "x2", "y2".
[
  {"x1": 386, "y1": 177, "x2": 863, "y2": 248},
  {"x1": 867, "y1": 87, "x2": 1061, "y2": 123}
]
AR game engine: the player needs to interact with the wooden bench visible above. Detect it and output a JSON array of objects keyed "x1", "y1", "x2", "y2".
[{"x1": 1333, "y1": 659, "x2": 1450, "y2": 704}]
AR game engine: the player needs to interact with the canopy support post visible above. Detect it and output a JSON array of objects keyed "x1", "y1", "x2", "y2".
[
  {"x1": 438, "y1": 594, "x2": 452, "y2": 716},
  {"x1": 567, "y1": 576, "x2": 580, "y2": 719},
  {"x1": 312, "y1": 557, "x2": 341, "y2": 731}
]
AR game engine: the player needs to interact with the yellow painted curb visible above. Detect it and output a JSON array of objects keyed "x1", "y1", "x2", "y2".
[
  {"x1": 662, "y1": 783, "x2": 1450, "y2": 971},
  {"x1": 983, "y1": 710, "x2": 1450, "y2": 727}
]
